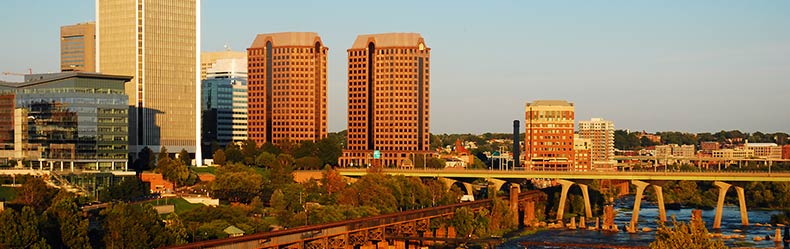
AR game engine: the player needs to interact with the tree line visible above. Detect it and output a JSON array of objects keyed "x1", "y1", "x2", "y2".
[
  {"x1": 0, "y1": 177, "x2": 187, "y2": 248},
  {"x1": 615, "y1": 130, "x2": 790, "y2": 150}
]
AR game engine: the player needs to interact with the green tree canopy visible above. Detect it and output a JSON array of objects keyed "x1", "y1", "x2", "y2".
[{"x1": 650, "y1": 217, "x2": 726, "y2": 249}]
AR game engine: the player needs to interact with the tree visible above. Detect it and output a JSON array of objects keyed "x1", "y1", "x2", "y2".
[
  {"x1": 270, "y1": 154, "x2": 295, "y2": 187},
  {"x1": 640, "y1": 136, "x2": 657, "y2": 147},
  {"x1": 451, "y1": 207, "x2": 476, "y2": 239},
  {"x1": 260, "y1": 142, "x2": 282, "y2": 155},
  {"x1": 14, "y1": 177, "x2": 56, "y2": 212},
  {"x1": 158, "y1": 147, "x2": 170, "y2": 166},
  {"x1": 133, "y1": 146, "x2": 156, "y2": 173},
  {"x1": 294, "y1": 141, "x2": 318, "y2": 159},
  {"x1": 269, "y1": 189, "x2": 291, "y2": 226},
  {"x1": 102, "y1": 203, "x2": 175, "y2": 248},
  {"x1": 650, "y1": 217, "x2": 726, "y2": 249},
  {"x1": 277, "y1": 139, "x2": 297, "y2": 155},
  {"x1": 43, "y1": 195, "x2": 91, "y2": 249},
  {"x1": 321, "y1": 166, "x2": 347, "y2": 202},
  {"x1": 165, "y1": 213, "x2": 188, "y2": 246},
  {"x1": 316, "y1": 138, "x2": 342, "y2": 166},
  {"x1": 212, "y1": 149, "x2": 226, "y2": 166},
  {"x1": 0, "y1": 206, "x2": 49, "y2": 249},
  {"x1": 156, "y1": 157, "x2": 191, "y2": 189},
  {"x1": 211, "y1": 164, "x2": 264, "y2": 203},
  {"x1": 254, "y1": 152, "x2": 277, "y2": 168},
  {"x1": 100, "y1": 176, "x2": 148, "y2": 202},
  {"x1": 178, "y1": 148, "x2": 191, "y2": 166},
  {"x1": 224, "y1": 143, "x2": 243, "y2": 163},
  {"x1": 294, "y1": 156, "x2": 323, "y2": 170},
  {"x1": 241, "y1": 139, "x2": 259, "y2": 165}
]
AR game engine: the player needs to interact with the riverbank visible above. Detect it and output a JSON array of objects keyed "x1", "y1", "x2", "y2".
[{"x1": 497, "y1": 206, "x2": 783, "y2": 248}]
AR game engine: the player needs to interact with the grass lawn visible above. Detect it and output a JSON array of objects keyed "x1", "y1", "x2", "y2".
[
  {"x1": 191, "y1": 166, "x2": 217, "y2": 174},
  {"x1": 137, "y1": 197, "x2": 205, "y2": 214},
  {"x1": 0, "y1": 186, "x2": 17, "y2": 201}
]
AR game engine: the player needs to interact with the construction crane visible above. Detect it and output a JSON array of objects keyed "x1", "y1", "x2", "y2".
[{"x1": 2, "y1": 68, "x2": 33, "y2": 76}]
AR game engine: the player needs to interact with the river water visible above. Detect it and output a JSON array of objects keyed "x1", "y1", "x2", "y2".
[{"x1": 499, "y1": 197, "x2": 784, "y2": 248}]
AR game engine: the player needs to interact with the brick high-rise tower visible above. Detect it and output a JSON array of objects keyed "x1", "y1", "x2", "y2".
[
  {"x1": 247, "y1": 32, "x2": 328, "y2": 145},
  {"x1": 525, "y1": 100, "x2": 575, "y2": 171},
  {"x1": 340, "y1": 33, "x2": 431, "y2": 167}
]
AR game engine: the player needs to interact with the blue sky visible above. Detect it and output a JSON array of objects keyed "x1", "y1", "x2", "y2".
[{"x1": 1, "y1": 1, "x2": 789, "y2": 134}]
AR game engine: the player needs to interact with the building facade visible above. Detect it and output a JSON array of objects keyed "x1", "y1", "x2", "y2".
[
  {"x1": 712, "y1": 148, "x2": 754, "y2": 159},
  {"x1": 573, "y1": 134, "x2": 592, "y2": 171},
  {"x1": 700, "y1": 141, "x2": 720, "y2": 154},
  {"x1": 339, "y1": 33, "x2": 431, "y2": 168},
  {"x1": 60, "y1": 22, "x2": 96, "y2": 72},
  {"x1": 0, "y1": 73, "x2": 130, "y2": 170},
  {"x1": 202, "y1": 55, "x2": 248, "y2": 151},
  {"x1": 97, "y1": 0, "x2": 200, "y2": 160},
  {"x1": 655, "y1": 144, "x2": 696, "y2": 158},
  {"x1": 782, "y1": 145, "x2": 790, "y2": 160},
  {"x1": 201, "y1": 50, "x2": 246, "y2": 80},
  {"x1": 745, "y1": 142, "x2": 782, "y2": 159},
  {"x1": 525, "y1": 100, "x2": 575, "y2": 171},
  {"x1": 578, "y1": 118, "x2": 615, "y2": 170},
  {"x1": 247, "y1": 32, "x2": 328, "y2": 146}
]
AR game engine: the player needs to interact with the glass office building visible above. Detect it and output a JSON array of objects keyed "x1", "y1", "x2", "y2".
[{"x1": 0, "y1": 72, "x2": 131, "y2": 171}]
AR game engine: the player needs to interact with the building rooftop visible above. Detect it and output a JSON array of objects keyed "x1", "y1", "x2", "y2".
[
  {"x1": 746, "y1": 143, "x2": 779, "y2": 147},
  {"x1": 526, "y1": 100, "x2": 574, "y2": 107},
  {"x1": 249, "y1": 32, "x2": 323, "y2": 48},
  {"x1": 0, "y1": 72, "x2": 132, "y2": 88},
  {"x1": 351, "y1": 33, "x2": 426, "y2": 49}
]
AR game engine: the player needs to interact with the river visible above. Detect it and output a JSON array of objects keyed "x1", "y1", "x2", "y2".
[{"x1": 498, "y1": 197, "x2": 784, "y2": 248}]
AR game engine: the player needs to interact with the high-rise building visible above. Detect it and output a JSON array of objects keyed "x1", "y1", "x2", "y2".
[
  {"x1": 578, "y1": 118, "x2": 615, "y2": 170},
  {"x1": 201, "y1": 50, "x2": 246, "y2": 80},
  {"x1": 96, "y1": 0, "x2": 200, "y2": 162},
  {"x1": 339, "y1": 33, "x2": 431, "y2": 167},
  {"x1": 247, "y1": 32, "x2": 328, "y2": 145},
  {"x1": 202, "y1": 56, "x2": 248, "y2": 151},
  {"x1": 60, "y1": 22, "x2": 96, "y2": 72},
  {"x1": 525, "y1": 100, "x2": 575, "y2": 171}
]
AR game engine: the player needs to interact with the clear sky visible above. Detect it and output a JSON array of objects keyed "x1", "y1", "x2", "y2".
[{"x1": 1, "y1": 1, "x2": 789, "y2": 134}]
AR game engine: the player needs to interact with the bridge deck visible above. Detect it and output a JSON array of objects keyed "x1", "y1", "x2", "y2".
[{"x1": 338, "y1": 169, "x2": 790, "y2": 182}]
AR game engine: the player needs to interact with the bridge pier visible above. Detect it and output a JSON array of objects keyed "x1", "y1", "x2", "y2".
[
  {"x1": 488, "y1": 178, "x2": 508, "y2": 197},
  {"x1": 510, "y1": 184, "x2": 520, "y2": 224},
  {"x1": 556, "y1": 180, "x2": 592, "y2": 222},
  {"x1": 437, "y1": 177, "x2": 473, "y2": 196},
  {"x1": 630, "y1": 180, "x2": 650, "y2": 231},
  {"x1": 653, "y1": 185, "x2": 666, "y2": 223},
  {"x1": 556, "y1": 180, "x2": 573, "y2": 222},
  {"x1": 714, "y1": 181, "x2": 749, "y2": 229}
]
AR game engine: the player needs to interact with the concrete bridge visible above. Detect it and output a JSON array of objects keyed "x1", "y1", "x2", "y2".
[
  {"x1": 338, "y1": 168, "x2": 790, "y2": 231},
  {"x1": 167, "y1": 190, "x2": 546, "y2": 249}
]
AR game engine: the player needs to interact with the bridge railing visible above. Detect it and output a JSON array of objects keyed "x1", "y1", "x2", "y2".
[{"x1": 340, "y1": 168, "x2": 790, "y2": 176}]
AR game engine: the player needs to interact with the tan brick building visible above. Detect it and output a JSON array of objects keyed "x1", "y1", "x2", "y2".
[
  {"x1": 247, "y1": 32, "x2": 328, "y2": 145},
  {"x1": 525, "y1": 100, "x2": 575, "y2": 171},
  {"x1": 60, "y1": 22, "x2": 96, "y2": 72},
  {"x1": 578, "y1": 118, "x2": 615, "y2": 170},
  {"x1": 339, "y1": 33, "x2": 431, "y2": 168}
]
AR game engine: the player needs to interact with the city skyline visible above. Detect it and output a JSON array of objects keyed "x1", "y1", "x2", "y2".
[{"x1": 2, "y1": 1, "x2": 789, "y2": 134}]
